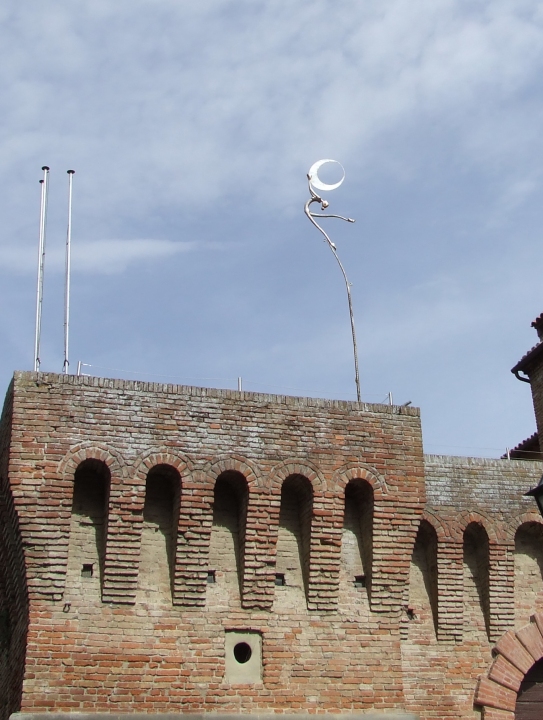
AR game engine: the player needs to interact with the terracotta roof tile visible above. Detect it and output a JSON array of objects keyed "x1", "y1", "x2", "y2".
[
  {"x1": 511, "y1": 341, "x2": 543, "y2": 374},
  {"x1": 502, "y1": 432, "x2": 541, "y2": 459}
]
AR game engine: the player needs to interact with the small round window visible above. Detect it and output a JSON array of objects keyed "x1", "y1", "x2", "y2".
[{"x1": 233, "y1": 642, "x2": 252, "y2": 664}]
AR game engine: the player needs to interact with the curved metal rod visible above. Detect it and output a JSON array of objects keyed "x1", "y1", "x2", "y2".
[
  {"x1": 310, "y1": 213, "x2": 355, "y2": 222},
  {"x1": 304, "y1": 179, "x2": 361, "y2": 402}
]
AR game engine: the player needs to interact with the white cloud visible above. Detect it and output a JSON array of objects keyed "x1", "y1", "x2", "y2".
[
  {"x1": 0, "y1": 0, "x2": 542, "y2": 457},
  {"x1": 0, "y1": 239, "x2": 198, "y2": 275},
  {"x1": 1, "y1": 0, "x2": 543, "y2": 219}
]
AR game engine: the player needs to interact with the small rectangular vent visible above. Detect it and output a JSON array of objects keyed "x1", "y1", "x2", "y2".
[
  {"x1": 207, "y1": 570, "x2": 216, "y2": 584},
  {"x1": 81, "y1": 564, "x2": 93, "y2": 578},
  {"x1": 354, "y1": 575, "x2": 366, "y2": 588},
  {"x1": 275, "y1": 573, "x2": 286, "y2": 586}
]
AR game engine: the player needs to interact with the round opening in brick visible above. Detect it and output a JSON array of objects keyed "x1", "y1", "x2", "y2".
[{"x1": 233, "y1": 642, "x2": 252, "y2": 664}]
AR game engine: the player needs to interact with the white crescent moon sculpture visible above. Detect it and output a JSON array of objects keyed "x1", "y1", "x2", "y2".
[{"x1": 308, "y1": 159, "x2": 345, "y2": 192}]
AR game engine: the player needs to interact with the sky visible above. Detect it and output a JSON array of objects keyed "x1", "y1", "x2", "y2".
[{"x1": 1, "y1": 0, "x2": 542, "y2": 458}]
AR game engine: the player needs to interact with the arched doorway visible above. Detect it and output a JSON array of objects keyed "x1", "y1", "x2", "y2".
[
  {"x1": 474, "y1": 615, "x2": 543, "y2": 716},
  {"x1": 516, "y1": 657, "x2": 543, "y2": 719}
]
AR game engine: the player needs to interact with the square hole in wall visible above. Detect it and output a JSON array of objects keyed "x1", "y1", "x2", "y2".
[
  {"x1": 353, "y1": 574, "x2": 366, "y2": 588},
  {"x1": 275, "y1": 573, "x2": 286, "y2": 586},
  {"x1": 207, "y1": 569, "x2": 216, "y2": 584},
  {"x1": 224, "y1": 630, "x2": 262, "y2": 684},
  {"x1": 81, "y1": 564, "x2": 93, "y2": 578}
]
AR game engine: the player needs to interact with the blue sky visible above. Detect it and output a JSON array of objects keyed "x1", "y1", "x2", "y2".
[{"x1": 1, "y1": 0, "x2": 542, "y2": 457}]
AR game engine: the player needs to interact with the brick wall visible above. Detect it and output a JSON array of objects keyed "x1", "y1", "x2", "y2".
[
  {"x1": 0, "y1": 380, "x2": 28, "y2": 720},
  {"x1": 530, "y1": 361, "x2": 543, "y2": 450},
  {"x1": 400, "y1": 455, "x2": 543, "y2": 719},
  {"x1": 2, "y1": 372, "x2": 543, "y2": 719},
  {"x1": 5, "y1": 372, "x2": 425, "y2": 716}
]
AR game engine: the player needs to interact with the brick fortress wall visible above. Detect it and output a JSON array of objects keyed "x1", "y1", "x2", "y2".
[
  {"x1": 1, "y1": 371, "x2": 542, "y2": 720},
  {"x1": 402, "y1": 455, "x2": 543, "y2": 719},
  {"x1": 4, "y1": 372, "x2": 425, "y2": 717}
]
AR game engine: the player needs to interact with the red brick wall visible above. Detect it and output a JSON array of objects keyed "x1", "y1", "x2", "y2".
[
  {"x1": 529, "y1": 361, "x2": 543, "y2": 450},
  {"x1": 0, "y1": 380, "x2": 28, "y2": 719},
  {"x1": 6, "y1": 372, "x2": 425, "y2": 716},
  {"x1": 401, "y1": 456, "x2": 543, "y2": 719},
  {"x1": 2, "y1": 372, "x2": 543, "y2": 719}
]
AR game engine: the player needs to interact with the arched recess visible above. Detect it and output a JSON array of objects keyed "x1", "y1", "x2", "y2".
[
  {"x1": 463, "y1": 521, "x2": 491, "y2": 641},
  {"x1": 102, "y1": 448, "x2": 190, "y2": 604},
  {"x1": 268, "y1": 461, "x2": 327, "y2": 610},
  {"x1": 335, "y1": 463, "x2": 424, "y2": 615},
  {"x1": 418, "y1": 510, "x2": 463, "y2": 642},
  {"x1": 136, "y1": 464, "x2": 181, "y2": 603},
  {"x1": 514, "y1": 521, "x2": 543, "y2": 629},
  {"x1": 402, "y1": 519, "x2": 438, "y2": 641},
  {"x1": 474, "y1": 612, "x2": 543, "y2": 717},
  {"x1": 341, "y1": 478, "x2": 373, "y2": 603},
  {"x1": 269, "y1": 459, "x2": 324, "y2": 496},
  {"x1": 332, "y1": 463, "x2": 388, "y2": 499},
  {"x1": 207, "y1": 469, "x2": 249, "y2": 604},
  {"x1": 57, "y1": 443, "x2": 125, "y2": 601},
  {"x1": 275, "y1": 474, "x2": 314, "y2": 605},
  {"x1": 65, "y1": 459, "x2": 111, "y2": 600}
]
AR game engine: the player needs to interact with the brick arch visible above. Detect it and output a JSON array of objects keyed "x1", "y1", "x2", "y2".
[
  {"x1": 131, "y1": 449, "x2": 192, "y2": 513},
  {"x1": 133, "y1": 449, "x2": 192, "y2": 483},
  {"x1": 55, "y1": 443, "x2": 126, "y2": 604},
  {"x1": 57, "y1": 442, "x2": 126, "y2": 481},
  {"x1": 504, "y1": 510, "x2": 543, "y2": 543},
  {"x1": 205, "y1": 455, "x2": 261, "y2": 491},
  {"x1": 268, "y1": 459, "x2": 325, "y2": 494},
  {"x1": 331, "y1": 462, "x2": 388, "y2": 498},
  {"x1": 453, "y1": 510, "x2": 502, "y2": 544},
  {"x1": 475, "y1": 613, "x2": 543, "y2": 715},
  {"x1": 420, "y1": 509, "x2": 454, "y2": 542}
]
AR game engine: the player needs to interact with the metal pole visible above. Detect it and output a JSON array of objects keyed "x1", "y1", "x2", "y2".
[
  {"x1": 238, "y1": 377, "x2": 242, "y2": 391},
  {"x1": 34, "y1": 166, "x2": 50, "y2": 372},
  {"x1": 63, "y1": 171, "x2": 75, "y2": 374},
  {"x1": 304, "y1": 178, "x2": 360, "y2": 402}
]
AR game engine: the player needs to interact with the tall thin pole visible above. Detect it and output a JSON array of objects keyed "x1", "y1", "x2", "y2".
[
  {"x1": 304, "y1": 164, "x2": 360, "y2": 402},
  {"x1": 63, "y1": 170, "x2": 75, "y2": 374},
  {"x1": 34, "y1": 166, "x2": 50, "y2": 372}
]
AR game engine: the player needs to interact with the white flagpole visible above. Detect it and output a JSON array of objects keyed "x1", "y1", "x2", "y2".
[
  {"x1": 63, "y1": 170, "x2": 75, "y2": 374},
  {"x1": 34, "y1": 166, "x2": 50, "y2": 372}
]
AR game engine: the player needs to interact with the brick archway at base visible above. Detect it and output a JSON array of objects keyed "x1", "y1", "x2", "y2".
[{"x1": 475, "y1": 613, "x2": 543, "y2": 718}]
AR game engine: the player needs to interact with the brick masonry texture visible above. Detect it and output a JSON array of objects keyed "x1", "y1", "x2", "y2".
[{"x1": 1, "y1": 369, "x2": 543, "y2": 720}]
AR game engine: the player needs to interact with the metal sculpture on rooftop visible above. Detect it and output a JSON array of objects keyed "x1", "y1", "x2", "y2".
[{"x1": 304, "y1": 160, "x2": 360, "y2": 402}]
